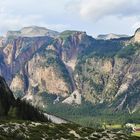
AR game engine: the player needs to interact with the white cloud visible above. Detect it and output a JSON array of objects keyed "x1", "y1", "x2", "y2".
[
  {"x1": 0, "y1": 0, "x2": 70, "y2": 35},
  {"x1": 0, "y1": 0, "x2": 140, "y2": 36},
  {"x1": 68, "y1": 0, "x2": 140, "y2": 21},
  {"x1": 0, "y1": 13, "x2": 70, "y2": 35}
]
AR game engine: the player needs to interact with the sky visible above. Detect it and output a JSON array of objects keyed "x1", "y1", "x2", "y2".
[{"x1": 0, "y1": 0, "x2": 140, "y2": 37}]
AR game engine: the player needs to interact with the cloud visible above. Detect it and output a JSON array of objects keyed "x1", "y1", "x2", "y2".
[
  {"x1": 0, "y1": 13, "x2": 70, "y2": 35},
  {"x1": 0, "y1": 0, "x2": 140, "y2": 36},
  {"x1": 67, "y1": 0, "x2": 140, "y2": 21},
  {"x1": 0, "y1": 0, "x2": 70, "y2": 35}
]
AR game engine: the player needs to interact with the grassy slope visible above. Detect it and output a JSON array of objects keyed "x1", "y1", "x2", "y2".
[{"x1": 0, "y1": 120, "x2": 139, "y2": 140}]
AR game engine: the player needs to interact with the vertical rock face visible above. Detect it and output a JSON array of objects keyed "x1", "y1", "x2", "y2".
[
  {"x1": 27, "y1": 51, "x2": 71, "y2": 96},
  {"x1": 62, "y1": 90, "x2": 81, "y2": 104},
  {"x1": 0, "y1": 36, "x2": 54, "y2": 84},
  {"x1": 10, "y1": 74, "x2": 24, "y2": 98}
]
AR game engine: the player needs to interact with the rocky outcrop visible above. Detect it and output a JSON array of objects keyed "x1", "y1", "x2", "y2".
[
  {"x1": 0, "y1": 37, "x2": 4, "y2": 48},
  {"x1": 10, "y1": 74, "x2": 24, "y2": 98},
  {"x1": 62, "y1": 90, "x2": 81, "y2": 105}
]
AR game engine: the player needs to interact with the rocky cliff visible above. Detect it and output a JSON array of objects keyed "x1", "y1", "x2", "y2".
[{"x1": 0, "y1": 26, "x2": 140, "y2": 112}]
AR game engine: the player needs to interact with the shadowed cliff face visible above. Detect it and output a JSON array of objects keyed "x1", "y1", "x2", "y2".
[
  {"x1": 0, "y1": 26, "x2": 140, "y2": 111},
  {"x1": 0, "y1": 76, "x2": 15, "y2": 116}
]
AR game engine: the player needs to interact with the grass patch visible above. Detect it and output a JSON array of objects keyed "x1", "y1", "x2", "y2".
[{"x1": 132, "y1": 132, "x2": 140, "y2": 137}]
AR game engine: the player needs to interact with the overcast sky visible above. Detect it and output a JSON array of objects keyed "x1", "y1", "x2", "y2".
[{"x1": 0, "y1": 0, "x2": 140, "y2": 37}]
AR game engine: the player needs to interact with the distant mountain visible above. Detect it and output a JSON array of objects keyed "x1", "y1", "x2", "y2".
[
  {"x1": 97, "y1": 33, "x2": 129, "y2": 40},
  {"x1": 6, "y1": 26, "x2": 59, "y2": 38}
]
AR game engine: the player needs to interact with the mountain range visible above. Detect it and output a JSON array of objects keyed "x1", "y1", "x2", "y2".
[{"x1": 0, "y1": 26, "x2": 140, "y2": 112}]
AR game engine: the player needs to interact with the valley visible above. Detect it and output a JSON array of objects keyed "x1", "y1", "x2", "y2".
[{"x1": 0, "y1": 75, "x2": 139, "y2": 139}]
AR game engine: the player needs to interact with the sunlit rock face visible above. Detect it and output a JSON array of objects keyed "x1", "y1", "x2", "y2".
[
  {"x1": 0, "y1": 37, "x2": 4, "y2": 48},
  {"x1": 133, "y1": 28, "x2": 140, "y2": 42},
  {"x1": 10, "y1": 74, "x2": 24, "y2": 98}
]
